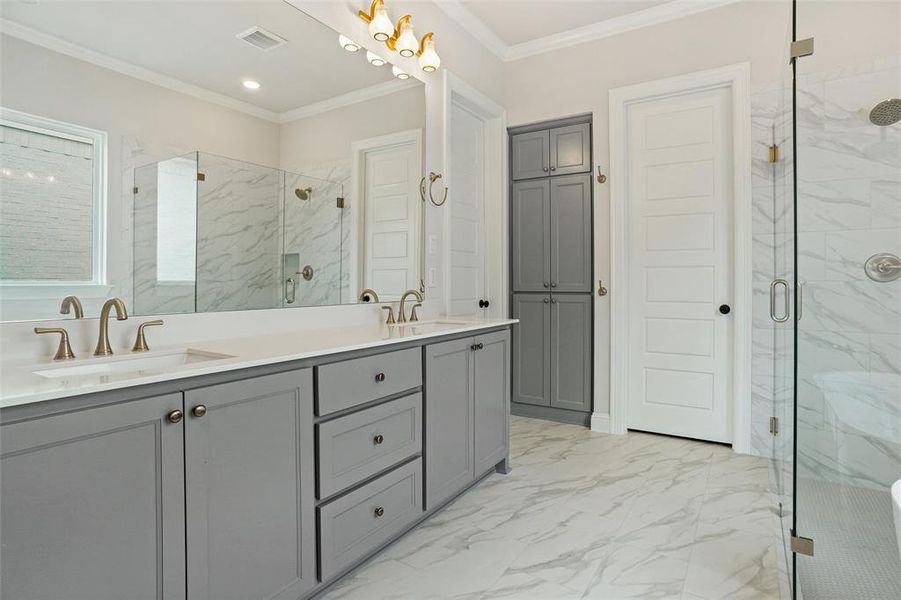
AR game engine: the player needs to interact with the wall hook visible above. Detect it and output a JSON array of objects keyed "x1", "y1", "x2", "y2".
[
  {"x1": 596, "y1": 166, "x2": 607, "y2": 184},
  {"x1": 420, "y1": 172, "x2": 448, "y2": 206}
]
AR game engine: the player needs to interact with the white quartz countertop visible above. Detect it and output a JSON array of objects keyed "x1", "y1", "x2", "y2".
[{"x1": 0, "y1": 318, "x2": 517, "y2": 409}]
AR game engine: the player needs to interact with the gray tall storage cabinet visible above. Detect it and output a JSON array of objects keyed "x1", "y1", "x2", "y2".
[{"x1": 510, "y1": 116, "x2": 593, "y2": 426}]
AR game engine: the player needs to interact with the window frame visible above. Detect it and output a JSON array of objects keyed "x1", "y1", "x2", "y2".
[{"x1": 0, "y1": 107, "x2": 108, "y2": 289}]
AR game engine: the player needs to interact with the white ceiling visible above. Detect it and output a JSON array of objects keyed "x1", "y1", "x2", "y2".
[
  {"x1": 0, "y1": 1, "x2": 409, "y2": 117},
  {"x1": 461, "y1": 0, "x2": 672, "y2": 46}
]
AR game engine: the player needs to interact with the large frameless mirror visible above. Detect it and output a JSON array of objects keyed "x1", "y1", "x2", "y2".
[{"x1": 0, "y1": 0, "x2": 426, "y2": 322}]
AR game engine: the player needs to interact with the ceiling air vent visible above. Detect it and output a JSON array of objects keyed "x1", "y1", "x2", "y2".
[{"x1": 236, "y1": 26, "x2": 287, "y2": 51}]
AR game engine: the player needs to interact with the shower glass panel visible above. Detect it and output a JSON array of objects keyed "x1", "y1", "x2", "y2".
[
  {"x1": 281, "y1": 171, "x2": 348, "y2": 307},
  {"x1": 132, "y1": 152, "x2": 197, "y2": 316},
  {"x1": 195, "y1": 153, "x2": 282, "y2": 313},
  {"x1": 793, "y1": 1, "x2": 901, "y2": 597}
]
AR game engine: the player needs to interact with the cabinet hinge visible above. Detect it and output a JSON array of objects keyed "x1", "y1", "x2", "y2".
[
  {"x1": 336, "y1": 196, "x2": 345, "y2": 209},
  {"x1": 791, "y1": 535, "x2": 814, "y2": 556},
  {"x1": 769, "y1": 416, "x2": 779, "y2": 436},
  {"x1": 196, "y1": 172, "x2": 206, "y2": 182},
  {"x1": 133, "y1": 186, "x2": 139, "y2": 195},
  {"x1": 768, "y1": 144, "x2": 779, "y2": 163},
  {"x1": 790, "y1": 38, "x2": 814, "y2": 61}
]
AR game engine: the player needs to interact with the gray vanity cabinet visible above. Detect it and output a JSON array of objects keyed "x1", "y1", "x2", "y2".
[
  {"x1": 424, "y1": 336, "x2": 474, "y2": 509},
  {"x1": 0, "y1": 394, "x2": 187, "y2": 600},
  {"x1": 425, "y1": 330, "x2": 510, "y2": 509},
  {"x1": 511, "y1": 293, "x2": 551, "y2": 407},
  {"x1": 184, "y1": 370, "x2": 316, "y2": 600},
  {"x1": 550, "y1": 295, "x2": 593, "y2": 412},
  {"x1": 511, "y1": 179, "x2": 551, "y2": 292},
  {"x1": 550, "y1": 174, "x2": 593, "y2": 293},
  {"x1": 511, "y1": 130, "x2": 550, "y2": 180},
  {"x1": 549, "y1": 123, "x2": 592, "y2": 176}
]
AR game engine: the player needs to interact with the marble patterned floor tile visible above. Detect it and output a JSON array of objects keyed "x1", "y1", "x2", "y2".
[
  {"x1": 322, "y1": 417, "x2": 784, "y2": 600},
  {"x1": 581, "y1": 544, "x2": 690, "y2": 599},
  {"x1": 683, "y1": 523, "x2": 780, "y2": 600}
]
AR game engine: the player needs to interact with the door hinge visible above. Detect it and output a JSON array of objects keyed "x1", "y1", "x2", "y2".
[
  {"x1": 336, "y1": 196, "x2": 345, "y2": 209},
  {"x1": 790, "y1": 38, "x2": 814, "y2": 61},
  {"x1": 769, "y1": 416, "x2": 779, "y2": 436},
  {"x1": 768, "y1": 144, "x2": 779, "y2": 163},
  {"x1": 133, "y1": 186, "x2": 139, "y2": 195},
  {"x1": 196, "y1": 172, "x2": 206, "y2": 182},
  {"x1": 791, "y1": 535, "x2": 814, "y2": 556}
]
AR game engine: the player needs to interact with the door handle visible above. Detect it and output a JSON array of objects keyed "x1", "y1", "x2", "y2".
[
  {"x1": 597, "y1": 280, "x2": 607, "y2": 297},
  {"x1": 770, "y1": 279, "x2": 790, "y2": 323},
  {"x1": 285, "y1": 277, "x2": 296, "y2": 304}
]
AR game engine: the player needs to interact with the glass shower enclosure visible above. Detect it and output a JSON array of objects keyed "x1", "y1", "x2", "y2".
[{"x1": 789, "y1": 1, "x2": 901, "y2": 597}]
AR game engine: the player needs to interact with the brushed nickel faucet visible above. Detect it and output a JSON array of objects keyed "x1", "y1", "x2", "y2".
[
  {"x1": 94, "y1": 298, "x2": 128, "y2": 356},
  {"x1": 132, "y1": 319, "x2": 164, "y2": 352},
  {"x1": 34, "y1": 327, "x2": 76, "y2": 361},
  {"x1": 397, "y1": 289, "x2": 423, "y2": 323},
  {"x1": 60, "y1": 295, "x2": 84, "y2": 319}
]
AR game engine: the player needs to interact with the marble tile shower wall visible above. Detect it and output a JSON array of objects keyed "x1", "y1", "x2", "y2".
[{"x1": 793, "y1": 57, "x2": 901, "y2": 490}]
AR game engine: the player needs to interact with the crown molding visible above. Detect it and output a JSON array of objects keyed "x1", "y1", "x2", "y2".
[
  {"x1": 1, "y1": 19, "x2": 283, "y2": 122},
  {"x1": 435, "y1": 0, "x2": 743, "y2": 63},
  {"x1": 434, "y1": 0, "x2": 507, "y2": 61},
  {"x1": 1, "y1": 19, "x2": 420, "y2": 125},
  {"x1": 278, "y1": 78, "x2": 420, "y2": 123}
]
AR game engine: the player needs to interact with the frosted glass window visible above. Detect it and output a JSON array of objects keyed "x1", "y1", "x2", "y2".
[
  {"x1": 0, "y1": 122, "x2": 97, "y2": 281},
  {"x1": 155, "y1": 157, "x2": 196, "y2": 283}
]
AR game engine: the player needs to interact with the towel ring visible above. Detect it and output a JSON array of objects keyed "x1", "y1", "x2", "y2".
[{"x1": 419, "y1": 172, "x2": 448, "y2": 207}]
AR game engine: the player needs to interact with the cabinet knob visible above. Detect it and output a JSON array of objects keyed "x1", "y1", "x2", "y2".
[
  {"x1": 550, "y1": 166, "x2": 557, "y2": 171},
  {"x1": 192, "y1": 405, "x2": 207, "y2": 418},
  {"x1": 550, "y1": 282, "x2": 557, "y2": 288},
  {"x1": 375, "y1": 372, "x2": 386, "y2": 383},
  {"x1": 373, "y1": 434, "x2": 384, "y2": 445},
  {"x1": 374, "y1": 506, "x2": 385, "y2": 518},
  {"x1": 477, "y1": 343, "x2": 484, "y2": 350},
  {"x1": 543, "y1": 298, "x2": 549, "y2": 303},
  {"x1": 551, "y1": 299, "x2": 557, "y2": 304},
  {"x1": 542, "y1": 166, "x2": 549, "y2": 172},
  {"x1": 167, "y1": 410, "x2": 183, "y2": 424},
  {"x1": 543, "y1": 282, "x2": 549, "y2": 288}
]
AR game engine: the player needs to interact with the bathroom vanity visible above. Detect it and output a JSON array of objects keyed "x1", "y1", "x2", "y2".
[{"x1": 0, "y1": 321, "x2": 513, "y2": 600}]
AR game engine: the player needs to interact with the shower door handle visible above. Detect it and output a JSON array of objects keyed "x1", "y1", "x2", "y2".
[
  {"x1": 285, "y1": 277, "x2": 296, "y2": 304},
  {"x1": 770, "y1": 279, "x2": 790, "y2": 323}
]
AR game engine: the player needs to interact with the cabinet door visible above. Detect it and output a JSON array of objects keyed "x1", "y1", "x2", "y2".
[
  {"x1": 511, "y1": 293, "x2": 551, "y2": 407},
  {"x1": 551, "y1": 294, "x2": 593, "y2": 412},
  {"x1": 425, "y1": 336, "x2": 474, "y2": 509},
  {"x1": 185, "y1": 370, "x2": 316, "y2": 600},
  {"x1": 511, "y1": 179, "x2": 551, "y2": 292},
  {"x1": 550, "y1": 174, "x2": 593, "y2": 293},
  {"x1": 1, "y1": 394, "x2": 186, "y2": 600},
  {"x1": 549, "y1": 123, "x2": 591, "y2": 175},
  {"x1": 473, "y1": 330, "x2": 511, "y2": 474},
  {"x1": 511, "y1": 129, "x2": 549, "y2": 180}
]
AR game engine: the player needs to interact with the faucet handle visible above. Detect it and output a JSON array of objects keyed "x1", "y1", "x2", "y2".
[
  {"x1": 132, "y1": 320, "x2": 164, "y2": 352},
  {"x1": 34, "y1": 327, "x2": 76, "y2": 361},
  {"x1": 381, "y1": 305, "x2": 396, "y2": 325},
  {"x1": 410, "y1": 303, "x2": 422, "y2": 322}
]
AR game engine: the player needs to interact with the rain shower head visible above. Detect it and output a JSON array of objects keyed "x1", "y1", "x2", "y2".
[
  {"x1": 294, "y1": 187, "x2": 312, "y2": 200},
  {"x1": 869, "y1": 99, "x2": 901, "y2": 126}
]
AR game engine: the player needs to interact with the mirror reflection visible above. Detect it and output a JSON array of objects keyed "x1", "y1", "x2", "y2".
[{"x1": 0, "y1": 0, "x2": 425, "y2": 322}]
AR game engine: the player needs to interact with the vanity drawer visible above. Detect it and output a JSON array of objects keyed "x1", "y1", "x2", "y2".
[
  {"x1": 318, "y1": 458, "x2": 422, "y2": 581},
  {"x1": 317, "y1": 393, "x2": 422, "y2": 499},
  {"x1": 317, "y1": 348, "x2": 421, "y2": 415}
]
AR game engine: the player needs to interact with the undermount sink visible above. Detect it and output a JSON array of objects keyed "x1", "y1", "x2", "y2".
[
  {"x1": 33, "y1": 348, "x2": 235, "y2": 380},
  {"x1": 393, "y1": 320, "x2": 470, "y2": 333}
]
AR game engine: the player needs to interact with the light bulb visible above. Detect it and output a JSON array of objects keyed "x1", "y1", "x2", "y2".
[
  {"x1": 242, "y1": 79, "x2": 261, "y2": 90},
  {"x1": 366, "y1": 51, "x2": 386, "y2": 67},
  {"x1": 418, "y1": 38, "x2": 440, "y2": 72},
  {"x1": 369, "y1": 4, "x2": 393, "y2": 42},
  {"x1": 395, "y1": 21, "x2": 418, "y2": 58},
  {"x1": 392, "y1": 65, "x2": 410, "y2": 80},
  {"x1": 338, "y1": 34, "x2": 360, "y2": 52}
]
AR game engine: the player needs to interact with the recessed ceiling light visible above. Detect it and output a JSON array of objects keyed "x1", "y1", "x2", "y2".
[{"x1": 242, "y1": 79, "x2": 261, "y2": 90}]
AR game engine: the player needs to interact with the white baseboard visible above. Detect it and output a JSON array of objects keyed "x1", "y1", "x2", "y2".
[{"x1": 590, "y1": 412, "x2": 612, "y2": 433}]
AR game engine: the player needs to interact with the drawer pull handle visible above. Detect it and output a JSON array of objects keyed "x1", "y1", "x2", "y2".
[
  {"x1": 167, "y1": 410, "x2": 183, "y2": 424},
  {"x1": 192, "y1": 405, "x2": 207, "y2": 418},
  {"x1": 373, "y1": 434, "x2": 384, "y2": 445},
  {"x1": 375, "y1": 372, "x2": 386, "y2": 383},
  {"x1": 374, "y1": 506, "x2": 385, "y2": 518}
]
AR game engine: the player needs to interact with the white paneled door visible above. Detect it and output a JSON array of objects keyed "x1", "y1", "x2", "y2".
[
  {"x1": 625, "y1": 86, "x2": 734, "y2": 443},
  {"x1": 448, "y1": 101, "x2": 486, "y2": 316},
  {"x1": 357, "y1": 131, "x2": 422, "y2": 301}
]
